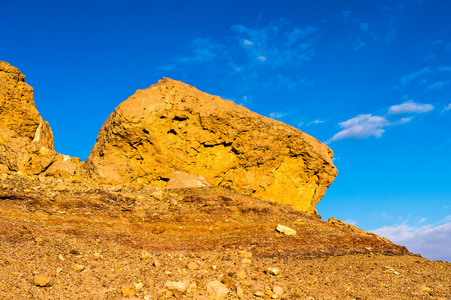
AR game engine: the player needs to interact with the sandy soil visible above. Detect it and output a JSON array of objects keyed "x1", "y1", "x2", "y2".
[{"x1": 0, "y1": 173, "x2": 450, "y2": 299}]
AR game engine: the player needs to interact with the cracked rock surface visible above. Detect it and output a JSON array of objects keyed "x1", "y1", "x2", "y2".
[{"x1": 85, "y1": 77, "x2": 337, "y2": 213}]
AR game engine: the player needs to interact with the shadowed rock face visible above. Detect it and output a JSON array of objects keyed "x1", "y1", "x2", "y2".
[
  {"x1": 85, "y1": 77, "x2": 337, "y2": 213},
  {"x1": 0, "y1": 61, "x2": 57, "y2": 174}
]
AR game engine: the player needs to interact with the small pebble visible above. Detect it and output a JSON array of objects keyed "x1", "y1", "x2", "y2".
[
  {"x1": 34, "y1": 275, "x2": 50, "y2": 287},
  {"x1": 72, "y1": 264, "x2": 85, "y2": 272}
]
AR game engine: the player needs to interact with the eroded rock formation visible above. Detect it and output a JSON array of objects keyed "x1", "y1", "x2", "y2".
[
  {"x1": 0, "y1": 61, "x2": 57, "y2": 174},
  {"x1": 85, "y1": 77, "x2": 337, "y2": 213}
]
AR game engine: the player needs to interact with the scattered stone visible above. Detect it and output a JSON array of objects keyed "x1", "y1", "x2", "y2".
[
  {"x1": 135, "y1": 282, "x2": 143, "y2": 290},
  {"x1": 58, "y1": 254, "x2": 65, "y2": 261},
  {"x1": 265, "y1": 268, "x2": 280, "y2": 276},
  {"x1": 122, "y1": 288, "x2": 135, "y2": 297},
  {"x1": 186, "y1": 261, "x2": 198, "y2": 270},
  {"x1": 206, "y1": 280, "x2": 229, "y2": 300},
  {"x1": 239, "y1": 251, "x2": 252, "y2": 258},
  {"x1": 34, "y1": 237, "x2": 43, "y2": 243},
  {"x1": 93, "y1": 252, "x2": 101, "y2": 259},
  {"x1": 33, "y1": 275, "x2": 50, "y2": 287},
  {"x1": 273, "y1": 286, "x2": 283, "y2": 295},
  {"x1": 236, "y1": 270, "x2": 246, "y2": 279},
  {"x1": 165, "y1": 281, "x2": 189, "y2": 293},
  {"x1": 255, "y1": 291, "x2": 265, "y2": 297},
  {"x1": 187, "y1": 282, "x2": 197, "y2": 291},
  {"x1": 70, "y1": 249, "x2": 81, "y2": 255},
  {"x1": 241, "y1": 280, "x2": 251, "y2": 286},
  {"x1": 275, "y1": 224, "x2": 296, "y2": 236},
  {"x1": 265, "y1": 290, "x2": 275, "y2": 296},
  {"x1": 153, "y1": 258, "x2": 161, "y2": 268},
  {"x1": 71, "y1": 264, "x2": 85, "y2": 272},
  {"x1": 221, "y1": 277, "x2": 233, "y2": 289},
  {"x1": 141, "y1": 249, "x2": 150, "y2": 260},
  {"x1": 241, "y1": 258, "x2": 252, "y2": 264},
  {"x1": 237, "y1": 287, "x2": 244, "y2": 298}
]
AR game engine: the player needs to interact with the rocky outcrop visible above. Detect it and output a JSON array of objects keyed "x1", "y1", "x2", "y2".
[
  {"x1": 85, "y1": 77, "x2": 337, "y2": 213},
  {"x1": 0, "y1": 61, "x2": 54, "y2": 149},
  {"x1": 0, "y1": 61, "x2": 57, "y2": 174}
]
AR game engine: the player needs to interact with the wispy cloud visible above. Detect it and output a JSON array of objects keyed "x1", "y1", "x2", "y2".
[
  {"x1": 326, "y1": 114, "x2": 389, "y2": 143},
  {"x1": 397, "y1": 65, "x2": 451, "y2": 89},
  {"x1": 372, "y1": 217, "x2": 451, "y2": 262},
  {"x1": 232, "y1": 22, "x2": 319, "y2": 69},
  {"x1": 327, "y1": 100, "x2": 433, "y2": 143},
  {"x1": 388, "y1": 100, "x2": 434, "y2": 114},
  {"x1": 399, "y1": 67, "x2": 431, "y2": 86},
  {"x1": 269, "y1": 112, "x2": 286, "y2": 119},
  {"x1": 309, "y1": 119, "x2": 325, "y2": 125},
  {"x1": 443, "y1": 103, "x2": 451, "y2": 112},
  {"x1": 159, "y1": 20, "x2": 320, "y2": 93},
  {"x1": 175, "y1": 37, "x2": 227, "y2": 64},
  {"x1": 426, "y1": 80, "x2": 450, "y2": 90}
]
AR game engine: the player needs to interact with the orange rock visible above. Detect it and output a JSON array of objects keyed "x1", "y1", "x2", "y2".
[
  {"x1": 0, "y1": 61, "x2": 54, "y2": 149},
  {"x1": 121, "y1": 288, "x2": 135, "y2": 297},
  {"x1": 33, "y1": 275, "x2": 50, "y2": 287},
  {"x1": 85, "y1": 78, "x2": 337, "y2": 213}
]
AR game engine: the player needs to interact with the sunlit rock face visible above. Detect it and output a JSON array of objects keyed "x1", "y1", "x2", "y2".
[
  {"x1": 0, "y1": 61, "x2": 57, "y2": 174},
  {"x1": 85, "y1": 77, "x2": 337, "y2": 213}
]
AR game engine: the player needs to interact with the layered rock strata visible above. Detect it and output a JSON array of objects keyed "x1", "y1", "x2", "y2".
[{"x1": 85, "y1": 78, "x2": 337, "y2": 213}]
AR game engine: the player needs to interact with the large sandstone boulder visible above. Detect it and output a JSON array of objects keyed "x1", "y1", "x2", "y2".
[
  {"x1": 0, "y1": 61, "x2": 56, "y2": 174},
  {"x1": 85, "y1": 77, "x2": 337, "y2": 213}
]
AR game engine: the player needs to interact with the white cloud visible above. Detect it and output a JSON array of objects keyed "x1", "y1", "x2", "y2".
[
  {"x1": 388, "y1": 100, "x2": 434, "y2": 114},
  {"x1": 269, "y1": 112, "x2": 286, "y2": 119},
  {"x1": 372, "y1": 218, "x2": 451, "y2": 262},
  {"x1": 394, "y1": 117, "x2": 413, "y2": 124},
  {"x1": 243, "y1": 39, "x2": 253, "y2": 46},
  {"x1": 443, "y1": 103, "x2": 451, "y2": 112},
  {"x1": 326, "y1": 100, "x2": 427, "y2": 143},
  {"x1": 309, "y1": 119, "x2": 325, "y2": 125},
  {"x1": 326, "y1": 114, "x2": 389, "y2": 143},
  {"x1": 257, "y1": 56, "x2": 267, "y2": 62}
]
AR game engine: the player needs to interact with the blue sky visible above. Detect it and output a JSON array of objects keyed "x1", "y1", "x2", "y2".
[{"x1": 1, "y1": 0, "x2": 450, "y2": 261}]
